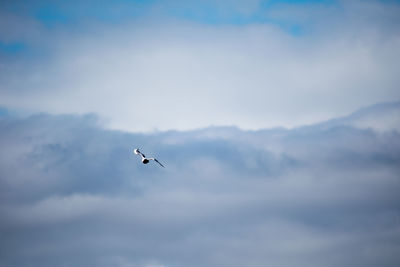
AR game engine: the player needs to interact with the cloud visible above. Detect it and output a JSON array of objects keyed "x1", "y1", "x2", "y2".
[
  {"x1": 1, "y1": 102, "x2": 400, "y2": 266},
  {"x1": 0, "y1": 0, "x2": 400, "y2": 131}
]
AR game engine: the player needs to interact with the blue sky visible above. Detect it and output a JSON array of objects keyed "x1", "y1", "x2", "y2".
[
  {"x1": 1, "y1": 1, "x2": 400, "y2": 266},
  {"x1": 1, "y1": 0, "x2": 338, "y2": 26}
]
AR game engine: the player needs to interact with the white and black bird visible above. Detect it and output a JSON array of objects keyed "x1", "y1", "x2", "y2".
[{"x1": 133, "y1": 148, "x2": 165, "y2": 168}]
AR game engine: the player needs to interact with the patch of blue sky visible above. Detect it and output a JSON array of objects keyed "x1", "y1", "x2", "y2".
[
  {"x1": 0, "y1": 42, "x2": 27, "y2": 54},
  {"x1": 4, "y1": 0, "x2": 337, "y2": 23},
  {"x1": 0, "y1": 0, "x2": 155, "y2": 27},
  {"x1": 264, "y1": 0, "x2": 336, "y2": 4},
  {"x1": 0, "y1": 107, "x2": 9, "y2": 117},
  {"x1": 35, "y1": 4, "x2": 70, "y2": 26},
  {"x1": 33, "y1": 0, "x2": 157, "y2": 25},
  {"x1": 167, "y1": 7, "x2": 306, "y2": 35},
  {"x1": 161, "y1": 1, "x2": 326, "y2": 35},
  {"x1": 0, "y1": 0, "x2": 349, "y2": 35}
]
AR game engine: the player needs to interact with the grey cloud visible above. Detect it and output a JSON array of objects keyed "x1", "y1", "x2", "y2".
[{"x1": 1, "y1": 102, "x2": 400, "y2": 266}]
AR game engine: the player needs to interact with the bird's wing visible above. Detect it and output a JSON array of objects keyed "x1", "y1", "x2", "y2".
[
  {"x1": 134, "y1": 148, "x2": 146, "y2": 157},
  {"x1": 149, "y1": 158, "x2": 165, "y2": 168}
]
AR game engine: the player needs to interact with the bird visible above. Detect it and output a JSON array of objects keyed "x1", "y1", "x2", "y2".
[{"x1": 133, "y1": 148, "x2": 165, "y2": 168}]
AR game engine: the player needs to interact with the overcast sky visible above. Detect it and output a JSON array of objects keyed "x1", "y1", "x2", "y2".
[
  {"x1": 1, "y1": 102, "x2": 400, "y2": 267},
  {"x1": 1, "y1": 1, "x2": 400, "y2": 267},
  {"x1": 1, "y1": 0, "x2": 400, "y2": 131}
]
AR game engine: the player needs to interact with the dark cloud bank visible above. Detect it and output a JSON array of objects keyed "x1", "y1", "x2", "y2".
[{"x1": 1, "y1": 102, "x2": 400, "y2": 267}]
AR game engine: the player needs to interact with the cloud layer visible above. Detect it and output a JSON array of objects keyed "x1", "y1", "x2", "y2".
[
  {"x1": 1, "y1": 102, "x2": 399, "y2": 267},
  {"x1": 1, "y1": 0, "x2": 400, "y2": 131}
]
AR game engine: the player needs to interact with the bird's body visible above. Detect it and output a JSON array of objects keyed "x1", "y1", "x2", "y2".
[{"x1": 133, "y1": 148, "x2": 164, "y2": 167}]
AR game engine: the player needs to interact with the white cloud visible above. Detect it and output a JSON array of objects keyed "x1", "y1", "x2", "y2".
[{"x1": 0, "y1": 1, "x2": 399, "y2": 132}]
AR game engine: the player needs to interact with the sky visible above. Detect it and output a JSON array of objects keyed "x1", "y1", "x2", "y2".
[
  {"x1": 1, "y1": 102, "x2": 400, "y2": 267},
  {"x1": 1, "y1": 1, "x2": 400, "y2": 267},
  {"x1": 1, "y1": 0, "x2": 400, "y2": 131}
]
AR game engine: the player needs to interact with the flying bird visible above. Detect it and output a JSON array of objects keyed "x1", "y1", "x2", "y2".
[{"x1": 133, "y1": 148, "x2": 165, "y2": 168}]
